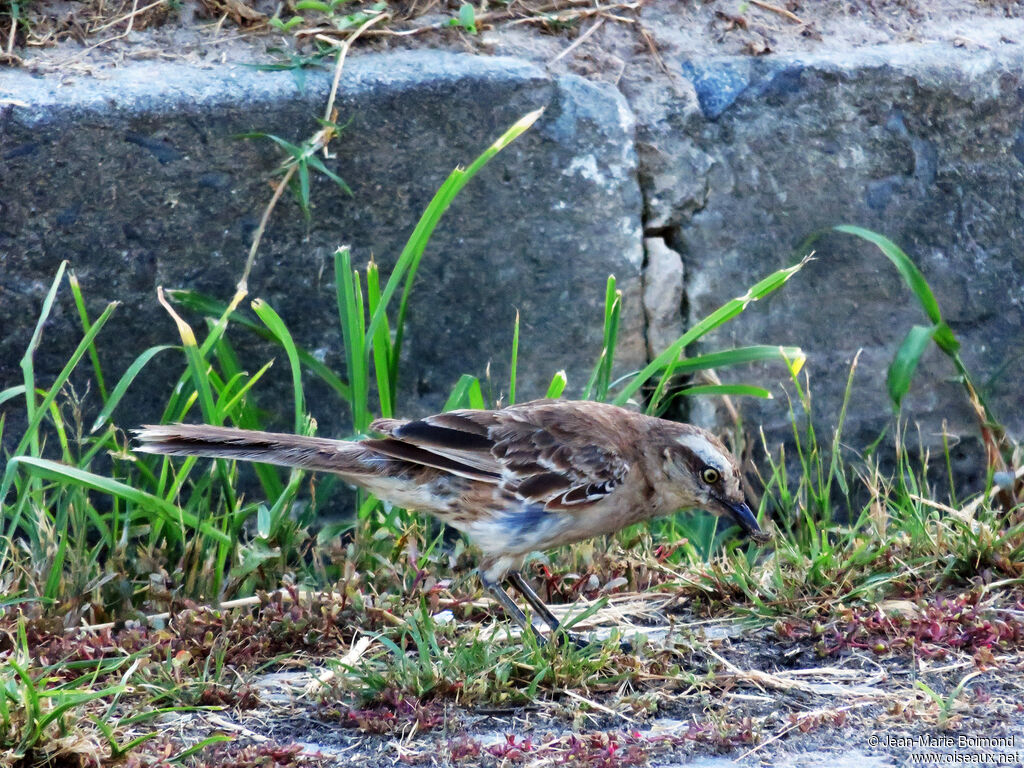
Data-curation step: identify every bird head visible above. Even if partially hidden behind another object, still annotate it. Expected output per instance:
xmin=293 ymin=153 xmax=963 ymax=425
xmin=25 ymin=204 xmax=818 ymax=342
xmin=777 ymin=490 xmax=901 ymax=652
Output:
xmin=660 ymin=428 xmax=771 ymax=543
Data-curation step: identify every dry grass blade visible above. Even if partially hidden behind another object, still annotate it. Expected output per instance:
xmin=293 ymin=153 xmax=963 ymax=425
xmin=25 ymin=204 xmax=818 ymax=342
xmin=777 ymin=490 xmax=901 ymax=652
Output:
xmin=749 ymin=0 xmax=805 ymax=25
xmin=705 ymin=648 xmax=890 ymax=697
xmin=88 ymin=0 xmax=162 ymax=32
xmin=561 ymin=689 xmax=637 ymax=723
xmin=734 ymin=702 xmax=872 ymax=762
xmin=547 ymin=16 xmax=604 ymax=67
xmin=305 ymin=635 xmax=374 ymax=695
xmin=316 ymin=11 xmax=389 ymax=130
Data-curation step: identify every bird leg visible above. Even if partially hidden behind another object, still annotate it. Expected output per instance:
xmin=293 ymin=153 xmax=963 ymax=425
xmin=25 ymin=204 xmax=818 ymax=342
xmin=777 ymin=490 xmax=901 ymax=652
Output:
xmin=505 ymin=571 xmax=593 ymax=650
xmin=506 ymin=571 xmax=633 ymax=653
xmin=479 ymin=571 xmax=543 ymax=639
xmin=506 ymin=570 xmax=562 ymax=632
xmin=479 ymin=571 xmax=581 ymax=647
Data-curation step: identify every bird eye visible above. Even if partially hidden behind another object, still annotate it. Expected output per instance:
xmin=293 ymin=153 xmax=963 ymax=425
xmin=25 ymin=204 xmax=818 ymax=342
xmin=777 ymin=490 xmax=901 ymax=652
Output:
xmin=701 ymin=467 xmax=720 ymax=484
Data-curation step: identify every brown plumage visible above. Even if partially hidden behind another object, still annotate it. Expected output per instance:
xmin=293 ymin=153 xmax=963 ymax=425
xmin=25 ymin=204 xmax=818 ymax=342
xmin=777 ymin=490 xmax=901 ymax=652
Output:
xmin=134 ymin=399 xmax=769 ymax=643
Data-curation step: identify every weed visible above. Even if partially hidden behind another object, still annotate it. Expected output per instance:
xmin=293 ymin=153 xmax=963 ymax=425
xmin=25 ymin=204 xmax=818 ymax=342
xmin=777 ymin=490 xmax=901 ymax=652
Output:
xmin=816 ymin=592 xmax=1024 ymax=660
xmin=238 ymin=121 xmax=353 ymax=222
xmin=819 ymin=226 xmax=1016 ymax=478
xmin=914 ymin=670 xmax=983 ymax=729
xmin=447 ymin=3 xmax=477 ymax=34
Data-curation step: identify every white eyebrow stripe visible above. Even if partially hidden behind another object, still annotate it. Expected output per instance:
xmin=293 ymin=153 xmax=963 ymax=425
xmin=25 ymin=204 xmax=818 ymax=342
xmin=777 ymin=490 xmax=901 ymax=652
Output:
xmin=676 ymin=434 xmax=728 ymax=470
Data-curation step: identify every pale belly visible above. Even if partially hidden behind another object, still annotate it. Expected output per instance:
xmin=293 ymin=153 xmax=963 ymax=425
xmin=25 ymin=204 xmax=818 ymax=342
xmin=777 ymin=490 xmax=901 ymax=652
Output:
xmin=454 ymin=500 xmax=650 ymax=558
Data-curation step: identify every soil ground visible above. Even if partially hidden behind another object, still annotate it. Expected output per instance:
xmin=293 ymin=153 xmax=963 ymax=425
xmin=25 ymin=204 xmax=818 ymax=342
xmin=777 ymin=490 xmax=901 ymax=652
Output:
xmin=80 ymin=587 xmax=1024 ymax=767
xmin=7 ymin=0 xmax=1024 ymax=79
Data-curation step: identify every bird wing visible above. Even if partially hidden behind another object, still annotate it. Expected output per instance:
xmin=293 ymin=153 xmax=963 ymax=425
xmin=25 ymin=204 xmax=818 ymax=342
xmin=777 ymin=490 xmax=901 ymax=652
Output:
xmin=490 ymin=404 xmax=630 ymax=510
xmin=369 ymin=400 xmax=630 ymax=511
xmin=368 ymin=410 xmax=503 ymax=480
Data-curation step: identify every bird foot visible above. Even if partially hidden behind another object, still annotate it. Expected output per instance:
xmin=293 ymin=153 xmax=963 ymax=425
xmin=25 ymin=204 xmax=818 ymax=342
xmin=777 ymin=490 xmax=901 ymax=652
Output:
xmin=554 ymin=630 xmax=591 ymax=650
xmin=549 ymin=630 xmax=633 ymax=653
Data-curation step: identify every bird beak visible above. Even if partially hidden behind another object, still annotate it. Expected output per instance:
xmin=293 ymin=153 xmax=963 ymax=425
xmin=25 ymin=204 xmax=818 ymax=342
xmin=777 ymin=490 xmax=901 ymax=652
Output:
xmin=722 ymin=499 xmax=771 ymax=543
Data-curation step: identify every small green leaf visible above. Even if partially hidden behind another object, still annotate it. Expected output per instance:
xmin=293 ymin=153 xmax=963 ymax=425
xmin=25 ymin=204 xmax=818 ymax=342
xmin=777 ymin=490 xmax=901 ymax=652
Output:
xmin=317 ymin=520 xmax=355 ymax=545
xmin=257 ymin=504 xmax=271 ymax=539
xmin=232 ymin=540 xmax=281 ymax=582
xmin=269 ymin=15 xmax=305 ymax=31
xmin=546 ymin=370 xmax=568 ymax=399
xmin=458 ymin=2 xmax=476 ymax=32
xmin=887 ymin=324 xmax=934 ymax=408
xmin=931 ymin=321 xmax=960 ymax=355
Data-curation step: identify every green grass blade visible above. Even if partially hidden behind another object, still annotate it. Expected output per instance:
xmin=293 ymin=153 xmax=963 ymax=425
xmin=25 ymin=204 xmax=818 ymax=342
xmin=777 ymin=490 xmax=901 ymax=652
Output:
xmin=20 ymin=261 xmax=68 ymax=457
xmin=158 ymin=288 xmax=219 ymax=423
xmin=297 ymin=161 xmax=311 ymax=214
xmin=887 ymin=324 xmax=934 ymax=409
xmin=545 ymin=370 xmax=567 ymax=399
xmin=43 ymin=506 xmax=70 ymax=602
xmin=68 ymin=272 xmax=108 ymax=403
xmin=217 ymin=359 xmax=275 ymax=418
xmin=335 ymin=247 xmax=368 ymax=432
xmin=598 ymin=278 xmax=622 ymax=400
xmin=583 ymin=276 xmax=621 ymax=402
xmin=366 ymin=260 xmax=395 ymax=418
xmin=669 ymin=345 xmax=805 ymax=375
xmin=0 ymin=386 xmax=27 ymax=409
xmin=251 ymin=299 xmax=306 ymax=432
xmin=91 ymin=345 xmax=177 ymax=432
xmin=183 ymin=339 xmax=217 ymax=423
xmin=170 ymin=734 xmax=232 ymax=763
xmin=158 ymin=289 xmax=251 ymax=424
xmin=675 ymin=384 xmax=773 ymax=398
xmin=371 ymin=110 xmax=543 ymax=381
xmin=5 ymin=457 xmax=232 ymax=545
xmin=613 ymin=259 xmax=808 ymax=408
xmin=8 ymin=301 xmax=118 ymax=463
xmin=834 ymin=225 xmax=942 ymax=324
xmin=307 ymin=154 xmax=353 ymax=196
xmin=931 ymin=321 xmax=961 ymax=356
xmin=444 ymin=375 xmax=485 ymax=411
xmin=509 ymin=310 xmax=520 ymax=405
xmin=607 ymin=346 xmax=805 ymax=393
xmin=835 ymin=226 xmax=1005 ymax=447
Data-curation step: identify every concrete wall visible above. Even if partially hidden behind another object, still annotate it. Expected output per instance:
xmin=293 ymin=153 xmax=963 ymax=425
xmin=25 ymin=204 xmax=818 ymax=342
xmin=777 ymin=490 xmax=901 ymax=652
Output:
xmin=2 ymin=45 xmax=1021 ymax=486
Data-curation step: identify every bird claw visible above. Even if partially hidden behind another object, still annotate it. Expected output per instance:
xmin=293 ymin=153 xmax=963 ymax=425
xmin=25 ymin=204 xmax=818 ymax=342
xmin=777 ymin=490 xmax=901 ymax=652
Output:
xmin=557 ymin=630 xmax=591 ymax=651
xmin=548 ymin=630 xmax=634 ymax=653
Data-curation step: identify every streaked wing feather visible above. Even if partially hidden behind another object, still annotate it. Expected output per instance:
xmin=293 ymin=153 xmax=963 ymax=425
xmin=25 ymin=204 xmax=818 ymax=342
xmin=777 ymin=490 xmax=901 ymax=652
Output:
xmin=371 ymin=401 xmax=629 ymax=512
xmin=361 ymin=439 xmax=499 ymax=482
xmin=370 ymin=410 xmax=503 ymax=476
xmin=491 ymin=408 xmax=629 ymax=511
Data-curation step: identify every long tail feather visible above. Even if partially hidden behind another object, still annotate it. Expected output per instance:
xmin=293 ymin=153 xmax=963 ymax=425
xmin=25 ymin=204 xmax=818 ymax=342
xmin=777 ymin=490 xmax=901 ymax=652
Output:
xmin=133 ymin=424 xmax=377 ymax=475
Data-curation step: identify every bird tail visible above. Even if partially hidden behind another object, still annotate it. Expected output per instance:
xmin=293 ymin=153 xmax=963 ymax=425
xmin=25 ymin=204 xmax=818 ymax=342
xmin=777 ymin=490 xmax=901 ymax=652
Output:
xmin=133 ymin=424 xmax=377 ymax=475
